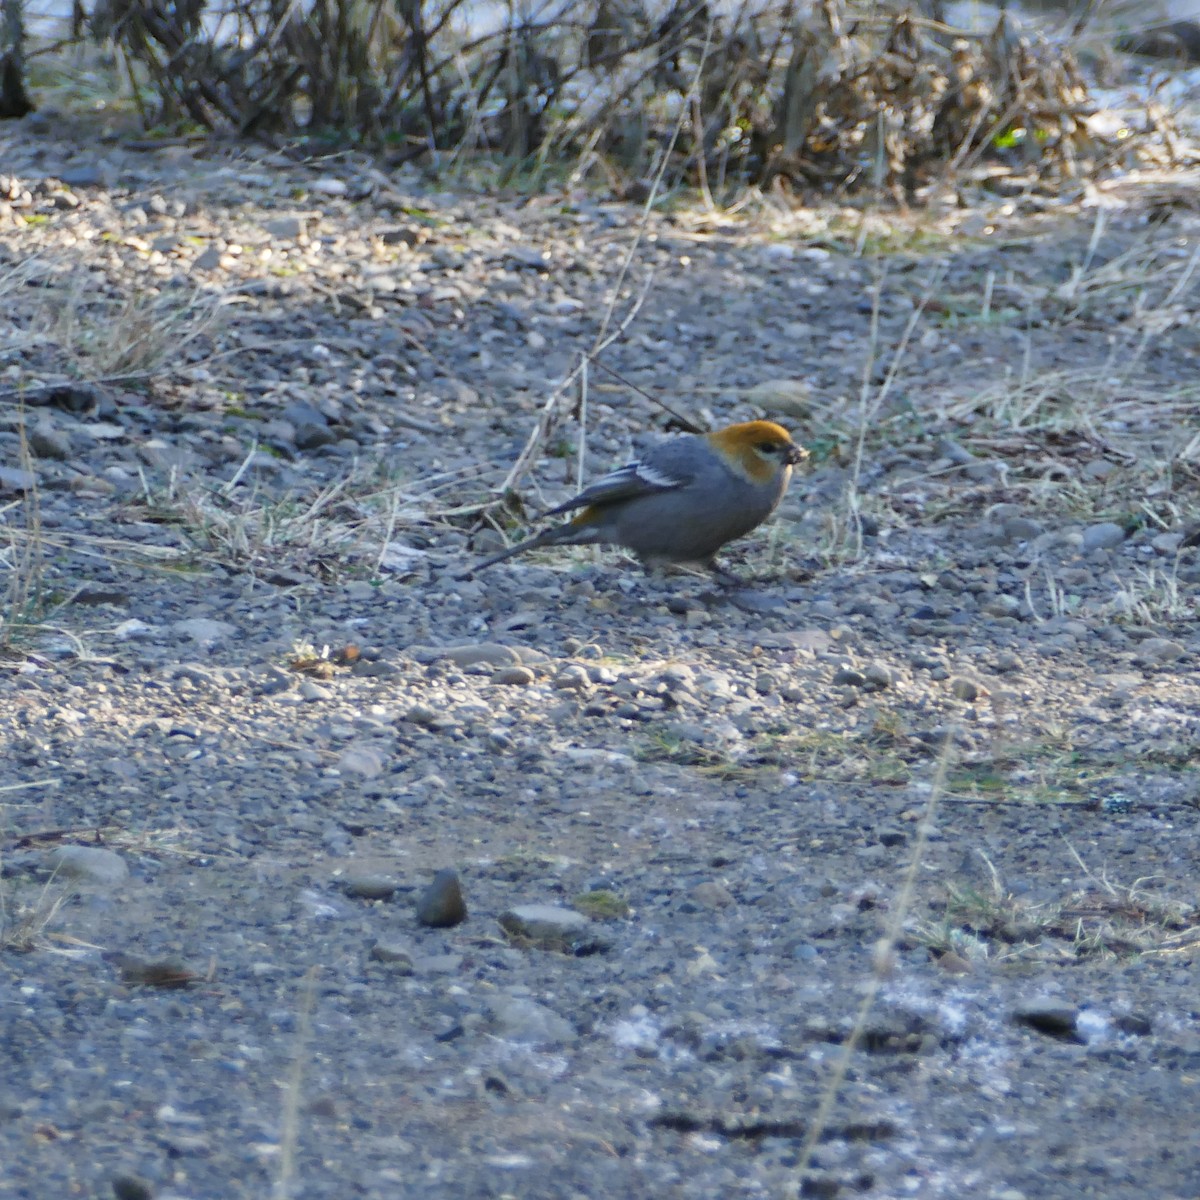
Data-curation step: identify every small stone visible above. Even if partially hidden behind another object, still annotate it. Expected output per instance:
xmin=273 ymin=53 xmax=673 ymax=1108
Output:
xmin=983 ymin=594 xmax=1021 ymax=619
xmin=111 ymin=1174 xmax=155 ymax=1200
xmin=862 ymin=662 xmax=894 ymax=691
xmin=282 ymin=401 xmax=335 ymax=450
xmin=1151 ymin=532 xmax=1184 ymax=555
xmin=949 ymin=676 xmax=984 ymax=702
xmin=878 ymin=828 xmax=907 ymax=847
xmin=554 ymin=665 xmax=592 ymax=692
xmin=343 ymin=874 xmax=398 ymax=900
xmin=193 ymin=246 xmax=223 ymax=271
xmin=263 ymin=215 xmax=309 ymax=240
xmin=298 ymin=679 xmax=332 ymax=702
xmin=499 ymin=904 xmax=606 ymax=954
xmin=404 ymin=704 xmax=439 ymax=725
xmin=445 ymin=642 xmax=520 ymax=668
xmin=493 ymin=666 xmax=535 ymax=686
xmin=28 ymin=420 xmax=71 ymax=460
xmin=48 ymin=845 xmax=129 ymax=887
xmin=832 ymin=666 xmax=865 ymax=687
xmin=1137 ymin=638 xmax=1186 ymax=664
xmin=1002 ymin=516 xmax=1043 ymax=541
xmin=487 ymin=995 xmax=578 ymax=1046
xmin=689 ymin=881 xmax=736 ymax=909
xmin=369 ymin=941 xmax=415 ymax=971
xmin=1115 ymin=1012 xmax=1152 ymax=1036
xmin=0 ymin=467 xmax=36 ymax=492
xmin=310 ymin=177 xmax=347 ymax=195
xmin=415 ymin=868 xmax=467 ymax=928
xmin=1014 ymin=1001 xmax=1080 ymax=1040
xmin=173 ymin=617 xmax=237 ymax=646
xmin=1081 ymin=522 xmax=1126 ymax=552
xmin=59 ymin=164 xmax=102 ymax=188
xmin=336 ymin=744 xmax=385 ymax=778
xmin=935 ymin=951 xmax=972 ymax=974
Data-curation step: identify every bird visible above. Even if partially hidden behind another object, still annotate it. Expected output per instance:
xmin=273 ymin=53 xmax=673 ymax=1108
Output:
xmin=468 ymin=420 xmax=807 ymax=576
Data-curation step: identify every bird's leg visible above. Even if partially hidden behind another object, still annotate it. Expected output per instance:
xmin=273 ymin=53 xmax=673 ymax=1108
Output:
xmin=706 ymin=559 xmax=748 ymax=588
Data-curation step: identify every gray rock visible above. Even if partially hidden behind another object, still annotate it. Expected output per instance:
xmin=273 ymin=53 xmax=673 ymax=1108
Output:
xmin=369 ymin=941 xmax=414 ymax=971
xmin=0 ymin=467 xmax=36 ymax=492
xmin=498 ymin=904 xmax=606 ymax=954
xmin=415 ymin=869 xmax=467 ymax=927
xmin=983 ymin=594 xmax=1021 ymax=619
xmin=444 ymin=642 xmax=520 ymax=668
xmin=1013 ymin=1001 xmax=1080 ymax=1041
xmin=487 ymin=995 xmax=578 ymax=1046
xmin=862 ymin=662 xmax=894 ymax=690
xmin=263 ymin=215 xmax=310 ymax=240
xmin=193 ymin=246 xmax=223 ymax=271
xmin=343 ymin=874 xmax=398 ymax=900
xmin=48 ymin=845 xmax=129 ymax=887
xmin=336 ymin=744 xmax=386 ymax=778
xmin=1137 ymin=638 xmax=1186 ymax=664
xmin=493 ymin=665 xmax=535 ymax=686
xmin=58 ymin=163 xmax=103 ymax=188
xmin=173 ymin=617 xmax=237 ymax=646
xmin=282 ymin=401 xmax=336 ymax=450
xmin=949 ymin=677 xmax=984 ymax=702
xmin=689 ymin=881 xmax=736 ymax=909
xmin=1081 ymin=522 xmax=1126 ymax=552
xmin=28 ymin=420 xmax=71 ymax=460
xmin=111 ymin=1172 xmax=155 ymax=1200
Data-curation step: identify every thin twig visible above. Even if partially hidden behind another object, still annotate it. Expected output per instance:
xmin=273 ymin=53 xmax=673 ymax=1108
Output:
xmin=796 ymin=731 xmax=955 ymax=1185
xmin=588 ymin=358 xmax=705 ymax=433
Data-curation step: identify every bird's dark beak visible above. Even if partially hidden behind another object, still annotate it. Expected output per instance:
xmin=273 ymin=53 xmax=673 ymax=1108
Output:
xmin=785 ymin=443 xmax=809 ymax=467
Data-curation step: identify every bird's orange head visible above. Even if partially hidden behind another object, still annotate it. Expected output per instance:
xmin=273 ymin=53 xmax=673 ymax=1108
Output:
xmin=707 ymin=421 xmax=808 ymax=483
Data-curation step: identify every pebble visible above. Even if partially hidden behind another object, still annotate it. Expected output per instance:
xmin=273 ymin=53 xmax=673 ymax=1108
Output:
xmin=487 ymin=995 xmax=578 ymax=1046
xmin=1137 ymin=638 xmax=1186 ymax=664
xmin=47 ymin=845 xmax=129 ymax=887
xmin=689 ymin=881 xmax=736 ymax=909
xmin=498 ymin=904 xmax=604 ymax=954
xmin=336 ymin=744 xmax=386 ymax=778
xmin=369 ymin=941 xmax=415 ymax=971
xmin=949 ymin=676 xmax=985 ymax=701
xmin=111 ymin=1174 xmax=155 ymax=1200
xmin=29 ymin=420 xmax=72 ymax=460
xmin=415 ymin=869 xmax=468 ymax=927
xmin=0 ymin=467 xmax=37 ymax=492
xmin=342 ymin=874 xmax=399 ymax=900
xmin=493 ymin=665 xmax=535 ymax=686
xmin=1151 ymin=532 xmax=1183 ymax=554
xmin=1081 ymin=522 xmax=1126 ymax=552
xmin=173 ymin=617 xmax=238 ymax=646
xmin=983 ymin=595 xmax=1021 ymax=619
xmin=1013 ymin=1001 xmax=1080 ymax=1040
xmin=444 ymin=642 xmax=520 ymax=668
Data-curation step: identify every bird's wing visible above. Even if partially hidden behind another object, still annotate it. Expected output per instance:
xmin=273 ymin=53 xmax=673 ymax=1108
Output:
xmin=542 ymin=455 xmax=693 ymax=517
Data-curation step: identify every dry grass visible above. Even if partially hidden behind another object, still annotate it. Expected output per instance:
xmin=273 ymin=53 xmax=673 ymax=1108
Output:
xmin=127 ymin=460 xmax=455 ymax=581
xmin=2 ymin=253 xmax=225 ymax=383
xmin=919 ymin=857 xmax=1200 ymax=964
xmin=0 ymin=416 xmax=44 ymax=651
xmin=0 ymin=878 xmax=68 ymax=954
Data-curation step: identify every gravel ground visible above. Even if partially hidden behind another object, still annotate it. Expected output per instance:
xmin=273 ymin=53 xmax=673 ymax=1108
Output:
xmin=2 ymin=124 xmax=1200 ymax=1200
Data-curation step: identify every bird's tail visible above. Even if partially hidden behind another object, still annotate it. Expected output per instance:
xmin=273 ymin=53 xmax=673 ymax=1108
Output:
xmin=461 ymin=518 xmax=596 ymax=577
xmin=466 ymin=533 xmax=548 ymax=575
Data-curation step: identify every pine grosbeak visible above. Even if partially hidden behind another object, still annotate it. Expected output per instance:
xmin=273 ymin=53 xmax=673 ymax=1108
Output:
xmin=472 ymin=420 xmax=806 ymax=573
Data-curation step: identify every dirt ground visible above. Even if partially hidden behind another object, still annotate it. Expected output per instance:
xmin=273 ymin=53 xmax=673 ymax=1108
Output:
xmin=2 ymin=122 xmax=1200 ymax=1200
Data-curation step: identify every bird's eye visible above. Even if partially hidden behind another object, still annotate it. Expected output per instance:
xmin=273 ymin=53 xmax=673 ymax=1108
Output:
xmin=757 ymin=442 xmax=777 ymax=454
